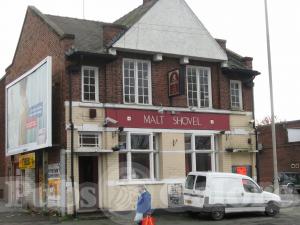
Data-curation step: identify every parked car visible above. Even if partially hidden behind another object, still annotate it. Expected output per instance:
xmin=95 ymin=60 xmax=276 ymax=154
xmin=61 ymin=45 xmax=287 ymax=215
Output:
xmin=279 ymin=172 xmax=300 ymax=194
xmin=184 ymin=172 xmax=281 ymax=220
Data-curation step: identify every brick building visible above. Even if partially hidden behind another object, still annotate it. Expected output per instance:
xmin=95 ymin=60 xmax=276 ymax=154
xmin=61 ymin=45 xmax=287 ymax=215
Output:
xmin=257 ymin=121 xmax=300 ymax=188
xmin=1 ymin=0 xmax=260 ymax=214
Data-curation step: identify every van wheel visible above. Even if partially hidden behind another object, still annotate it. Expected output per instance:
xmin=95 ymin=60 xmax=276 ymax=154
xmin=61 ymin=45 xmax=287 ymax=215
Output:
xmin=211 ymin=207 xmax=225 ymax=221
xmin=265 ymin=202 xmax=280 ymax=217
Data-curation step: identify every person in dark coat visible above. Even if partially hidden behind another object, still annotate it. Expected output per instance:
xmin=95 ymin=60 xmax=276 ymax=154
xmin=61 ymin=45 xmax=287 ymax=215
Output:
xmin=134 ymin=185 xmax=152 ymax=225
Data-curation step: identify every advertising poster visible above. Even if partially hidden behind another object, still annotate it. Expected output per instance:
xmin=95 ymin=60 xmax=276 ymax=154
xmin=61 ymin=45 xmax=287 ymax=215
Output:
xmin=168 ymin=184 xmax=184 ymax=208
xmin=47 ymin=163 xmax=61 ymax=207
xmin=6 ymin=57 xmax=52 ymax=156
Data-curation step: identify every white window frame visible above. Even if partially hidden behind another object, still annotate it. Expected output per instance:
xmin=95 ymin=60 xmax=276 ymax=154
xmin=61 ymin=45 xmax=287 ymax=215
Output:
xmin=185 ymin=134 xmax=215 ymax=172
xmin=287 ymin=128 xmax=300 ymax=143
xmin=186 ymin=66 xmax=212 ymax=109
xmin=230 ymin=80 xmax=243 ymax=110
xmin=119 ymin=132 xmax=159 ymax=181
xmin=78 ymin=132 xmax=101 ymax=150
xmin=122 ymin=58 xmax=152 ymax=105
xmin=81 ymin=66 xmax=99 ymax=103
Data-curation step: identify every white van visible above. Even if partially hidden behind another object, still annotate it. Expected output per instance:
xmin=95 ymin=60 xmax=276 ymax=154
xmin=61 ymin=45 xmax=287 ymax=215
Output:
xmin=184 ymin=172 xmax=281 ymax=220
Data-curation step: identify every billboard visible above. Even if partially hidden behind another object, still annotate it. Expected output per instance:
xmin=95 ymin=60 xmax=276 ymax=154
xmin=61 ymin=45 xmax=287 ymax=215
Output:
xmin=6 ymin=57 xmax=52 ymax=156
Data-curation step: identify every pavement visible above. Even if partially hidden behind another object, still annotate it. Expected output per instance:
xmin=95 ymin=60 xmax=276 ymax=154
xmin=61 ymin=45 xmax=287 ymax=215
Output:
xmin=280 ymin=193 xmax=300 ymax=207
xmin=0 ymin=198 xmax=300 ymax=225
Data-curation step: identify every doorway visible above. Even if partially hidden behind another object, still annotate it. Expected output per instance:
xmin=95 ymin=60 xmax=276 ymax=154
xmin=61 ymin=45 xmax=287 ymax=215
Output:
xmin=79 ymin=156 xmax=99 ymax=210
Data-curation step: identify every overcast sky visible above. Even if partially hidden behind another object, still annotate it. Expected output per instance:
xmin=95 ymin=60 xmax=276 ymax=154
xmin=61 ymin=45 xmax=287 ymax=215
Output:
xmin=1 ymin=0 xmax=299 ymax=122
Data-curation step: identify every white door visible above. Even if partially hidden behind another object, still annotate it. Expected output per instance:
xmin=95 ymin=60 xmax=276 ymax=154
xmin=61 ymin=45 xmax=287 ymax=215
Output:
xmin=183 ymin=175 xmax=196 ymax=207
xmin=241 ymin=179 xmax=265 ymax=210
xmin=193 ymin=175 xmax=207 ymax=207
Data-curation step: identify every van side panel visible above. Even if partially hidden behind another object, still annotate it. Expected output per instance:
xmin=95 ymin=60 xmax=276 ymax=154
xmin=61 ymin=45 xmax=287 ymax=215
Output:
xmin=209 ymin=177 xmax=243 ymax=206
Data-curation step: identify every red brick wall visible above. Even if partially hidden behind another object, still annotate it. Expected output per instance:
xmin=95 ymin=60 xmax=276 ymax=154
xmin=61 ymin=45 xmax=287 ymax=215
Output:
xmin=0 ymin=77 xmax=5 ymax=181
xmin=69 ymin=52 xmax=254 ymax=111
xmin=258 ymin=122 xmax=300 ymax=184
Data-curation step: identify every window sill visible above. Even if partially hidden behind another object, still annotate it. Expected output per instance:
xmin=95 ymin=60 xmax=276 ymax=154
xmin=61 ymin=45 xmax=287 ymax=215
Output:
xmin=123 ymin=103 xmax=153 ymax=106
xmin=76 ymin=148 xmax=113 ymax=153
xmin=109 ymin=178 xmax=185 ymax=186
xmin=230 ymin=108 xmax=244 ymax=111
xmin=81 ymin=100 xmax=100 ymax=104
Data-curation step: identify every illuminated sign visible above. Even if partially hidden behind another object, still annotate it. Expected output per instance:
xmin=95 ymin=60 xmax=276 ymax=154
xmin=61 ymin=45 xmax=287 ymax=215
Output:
xmin=236 ymin=167 xmax=248 ymax=176
xmin=232 ymin=165 xmax=252 ymax=177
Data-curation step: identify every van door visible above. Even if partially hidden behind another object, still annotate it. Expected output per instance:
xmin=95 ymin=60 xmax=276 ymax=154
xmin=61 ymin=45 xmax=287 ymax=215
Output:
xmin=241 ymin=179 xmax=264 ymax=210
xmin=193 ymin=176 xmax=207 ymax=208
xmin=184 ymin=175 xmax=196 ymax=207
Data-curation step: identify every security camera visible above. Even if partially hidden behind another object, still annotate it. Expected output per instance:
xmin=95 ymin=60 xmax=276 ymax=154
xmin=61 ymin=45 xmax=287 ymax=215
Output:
xmin=104 ymin=117 xmax=118 ymax=125
xmin=249 ymin=119 xmax=255 ymax=124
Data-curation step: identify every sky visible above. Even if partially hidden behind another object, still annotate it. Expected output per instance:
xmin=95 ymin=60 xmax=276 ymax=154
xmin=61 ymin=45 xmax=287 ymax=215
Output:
xmin=0 ymin=0 xmax=299 ymax=122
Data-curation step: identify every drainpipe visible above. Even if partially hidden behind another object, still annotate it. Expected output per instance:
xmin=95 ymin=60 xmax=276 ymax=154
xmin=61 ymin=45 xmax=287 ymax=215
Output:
xmin=251 ymin=77 xmax=260 ymax=183
xmin=68 ymin=65 xmax=76 ymax=218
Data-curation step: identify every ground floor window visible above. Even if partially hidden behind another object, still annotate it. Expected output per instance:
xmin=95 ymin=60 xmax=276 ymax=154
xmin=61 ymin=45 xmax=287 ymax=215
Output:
xmin=118 ymin=132 xmax=160 ymax=180
xmin=185 ymin=134 xmax=215 ymax=175
xmin=79 ymin=132 xmax=101 ymax=149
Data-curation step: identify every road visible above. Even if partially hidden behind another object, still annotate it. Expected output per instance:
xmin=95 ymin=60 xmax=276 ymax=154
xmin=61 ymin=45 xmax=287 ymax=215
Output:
xmin=0 ymin=207 xmax=300 ymax=225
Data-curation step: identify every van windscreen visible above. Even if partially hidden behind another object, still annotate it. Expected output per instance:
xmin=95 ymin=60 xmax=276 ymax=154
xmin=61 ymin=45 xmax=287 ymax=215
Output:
xmin=195 ymin=176 xmax=206 ymax=191
xmin=185 ymin=175 xmax=196 ymax=189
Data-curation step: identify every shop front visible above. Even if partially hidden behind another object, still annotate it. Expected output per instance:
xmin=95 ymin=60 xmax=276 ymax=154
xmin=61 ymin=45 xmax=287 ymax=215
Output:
xmin=101 ymin=108 xmax=231 ymax=211
xmin=66 ymin=106 xmax=257 ymax=213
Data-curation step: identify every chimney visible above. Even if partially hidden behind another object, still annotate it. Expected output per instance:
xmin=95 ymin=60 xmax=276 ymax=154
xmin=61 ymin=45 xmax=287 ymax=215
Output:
xmin=143 ymin=0 xmax=153 ymax=5
xmin=103 ymin=24 xmax=126 ymax=47
xmin=243 ymin=57 xmax=253 ymax=70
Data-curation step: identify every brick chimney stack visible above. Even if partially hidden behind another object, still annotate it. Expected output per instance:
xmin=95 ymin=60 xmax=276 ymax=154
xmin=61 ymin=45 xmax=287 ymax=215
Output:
xmin=243 ymin=57 xmax=253 ymax=70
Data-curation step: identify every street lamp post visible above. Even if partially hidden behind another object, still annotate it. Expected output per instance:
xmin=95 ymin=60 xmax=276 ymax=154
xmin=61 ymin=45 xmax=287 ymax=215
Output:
xmin=264 ymin=0 xmax=280 ymax=195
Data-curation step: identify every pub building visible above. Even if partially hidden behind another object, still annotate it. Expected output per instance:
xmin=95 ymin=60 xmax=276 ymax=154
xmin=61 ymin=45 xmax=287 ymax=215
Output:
xmin=1 ymin=0 xmax=260 ymax=215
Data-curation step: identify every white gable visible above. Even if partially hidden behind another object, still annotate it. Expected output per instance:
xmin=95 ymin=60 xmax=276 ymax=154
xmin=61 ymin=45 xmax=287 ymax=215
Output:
xmin=113 ymin=0 xmax=227 ymax=61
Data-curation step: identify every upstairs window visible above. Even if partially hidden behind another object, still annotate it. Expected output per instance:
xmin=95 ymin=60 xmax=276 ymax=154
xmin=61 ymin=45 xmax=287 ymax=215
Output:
xmin=123 ymin=59 xmax=152 ymax=105
xmin=82 ymin=66 xmax=99 ymax=102
xmin=230 ymin=80 xmax=243 ymax=110
xmin=187 ymin=66 xmax=212 ymax=108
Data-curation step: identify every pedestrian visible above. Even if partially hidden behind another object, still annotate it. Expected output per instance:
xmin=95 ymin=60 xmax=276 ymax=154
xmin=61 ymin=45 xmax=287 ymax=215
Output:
xmin=134 ymin=185 xmax=152 ymax=225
